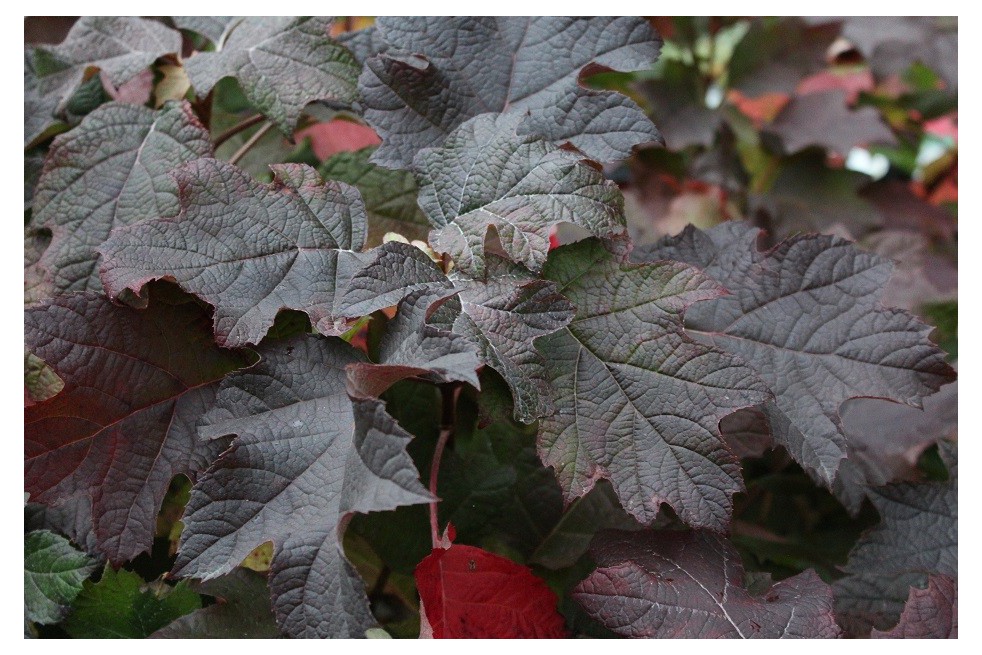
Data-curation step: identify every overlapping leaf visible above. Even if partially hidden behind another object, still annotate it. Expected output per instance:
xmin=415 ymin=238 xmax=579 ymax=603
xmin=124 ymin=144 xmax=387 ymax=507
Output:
xmin=346 ymin=288 xmax=481 ymax=399
xmin=360 ymin=16 xmax=661 ymax=167
xmin=537 ymin=239 xmax=770 ymax=530
xmin=100 ymin=160 xmax=371 ymax=347
xmin=25 ymin=292 xmax=255 ymax=563
xmin=172 ymin=335 xmax=433 ymax=638
xmin=871 ymin=575 xmax=957 ymax=639
xmin=64 ymin=568 xmax=200 ymax=638
xmin=171 ymin=16 xmax=235 ymax=44
xmin=24 ymin=530 xmax=98 ymax=625
xmin=319 ymin=147 xmax=431 ymax=246
xmin=25 ymin=17 xmax=181 ymax=147
xmin=638 ymin=222 xmax=955 ymax=493
xmin=33 ymin=101 xmax=212 ymax=294
xmin=575 ymin=530 xmax=841 ymax=638
xmin=834 ymin=443 xmax=957 ymax=636
xmin=341 ymin=241 xmax=575 ymax=422
xmin=415 ymin=113 xmax=628 ymax=275
xmin=182 ymin=17 xmax=359 ymax=134
xmin=151 ymin=569 xmax=283 ymax=638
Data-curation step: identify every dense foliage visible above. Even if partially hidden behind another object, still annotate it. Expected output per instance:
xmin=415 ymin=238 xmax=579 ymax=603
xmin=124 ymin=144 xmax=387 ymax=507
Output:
xmin=25 ymin=16 xmax=957 ymax=639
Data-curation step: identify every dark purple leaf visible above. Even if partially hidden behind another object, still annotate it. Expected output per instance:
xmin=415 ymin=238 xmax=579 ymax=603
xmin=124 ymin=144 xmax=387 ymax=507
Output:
xmin=172 ymin=335 xmax=433 ymax=638
xmin=415 ymin=113 xmax=628 ymax=275
xmin=537 ymin=239 xmax=770 ymax=529
xmin=341 ymin=240 xmax=576 ymax=422
xmin=638 ymin=222 xmax=955 ymax=494
xmin=34 ymin=101 xmax=212 ymax=294
xmin=768 ymin=90 xmax=896 ymax=156
xmin=25 ymin=17 xmax=182 ymax=146
xmin=575 ymin=529 xmax=841 ymax=638
xmin=100 ymin=159 xmax=371 ymax=347
xmin=182 ymin=17 xmax=359 ymax=135
xmin=360 ymin=17 xmax=661 ymax=167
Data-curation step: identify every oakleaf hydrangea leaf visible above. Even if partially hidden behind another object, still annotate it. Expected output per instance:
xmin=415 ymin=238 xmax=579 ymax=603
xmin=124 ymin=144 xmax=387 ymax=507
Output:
xmin=768 ymin=90 xmax=896 ymax=157
xmin=834 ymin=443 xmax=957 ymax=636
xmin=34 ymin=101 xmax=213 ymax=294
xmin=172 ymin=335 xmax=433 ymax=638
xmin=871 ymin=575 xmax=957 ymax=639
xmin=537 ymin=239 xmax=770 ymax=529
xmin=100 ymin=159 xmax=371 ymax=347
xmin=319 ymin=146 xmax=431 ymax=246
xmin=346 ymin=288 xmax=481 ymax=399
xmin=25 ymin=292 xmax=256 ymax=564
xmin=575 ymin=530 xmax=842 ymax=638
xmin=360 ymin=16 xmax=662 ymax=168
xmin=341 ymin=241 xmax=576 ymax=422
xmin=415 ymin=113 xmax=628 ymax=275
xmin=24 ymin=530 xmax=98 ymax=625
xmin=64 ymin=567 xmax=200 ymax=638
xmin=638 ymin=222 xmax=955 ymax=491
xmin=151 ymin=569 xmax=283 ymax=638
xmin=182 ymin=17 xmax=359 ymax=135
xmin=25 ymin=17 xmax=181 ymax=147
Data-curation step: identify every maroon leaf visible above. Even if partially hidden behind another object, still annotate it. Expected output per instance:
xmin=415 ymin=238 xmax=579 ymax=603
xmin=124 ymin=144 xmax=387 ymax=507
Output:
xmin=575 ymin=530 xmax=842 ymax=638
xmin=24 ymin=291 xmax=256 ymax=563
xmin=415 ymin=541 xmax=567 ymax=638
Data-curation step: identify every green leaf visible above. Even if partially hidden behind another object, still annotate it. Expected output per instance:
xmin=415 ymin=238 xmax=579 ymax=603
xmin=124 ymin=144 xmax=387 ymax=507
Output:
xmin=65 ymin=567 xmax=200 ymax=638
xmin=24 ymin=530 xmax=97 ymax=625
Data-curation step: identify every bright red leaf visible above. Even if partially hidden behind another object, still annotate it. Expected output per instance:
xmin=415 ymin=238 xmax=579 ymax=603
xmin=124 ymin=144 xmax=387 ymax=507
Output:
xmin=415 ymin=542 xmax=567 ymax=638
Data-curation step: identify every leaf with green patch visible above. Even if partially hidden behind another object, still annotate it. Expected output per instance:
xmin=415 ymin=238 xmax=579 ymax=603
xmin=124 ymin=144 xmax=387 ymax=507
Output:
xmin=151 ymin=569 xmax=283 ymax=638
xmin=25 ymin=17 xmax=181 ymax=147
xmin=24 ymin=530 xmax=98 ymax=625
xmin=64 ymin=567 xmax=200 ymax=638
xmin=319 ymin=147 xmax=430 ymax=246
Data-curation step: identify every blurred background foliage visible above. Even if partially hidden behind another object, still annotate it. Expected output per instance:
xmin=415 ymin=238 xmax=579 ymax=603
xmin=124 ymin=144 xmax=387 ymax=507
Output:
xmin=25 ymin=16 xmax=957 ymax=639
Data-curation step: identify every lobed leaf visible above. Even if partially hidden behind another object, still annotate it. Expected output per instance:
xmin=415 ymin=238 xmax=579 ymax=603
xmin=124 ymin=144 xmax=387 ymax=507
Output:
xmin=25 ymin=291 xmax=256 ymax=563
xmin=415 ymin=113 xmax=628 ymax=275
xmin=172 ymin=335 xmax=433 ymax=638
xmin=575 ymin=529 xmax=841 ymax=638
xmin=182 ymin=17 xmax=359 ymax=134
xmin=638 ymin=222 xmax=955 ymax=496
xmin=537 ymin=239 xmax=770 ymax=529
xmin=100 ymin=159 xmax=371 ymax=347
xmin=360 ymin=16 xmax=661 ymax=168
xmin=871 ymin=575 xmax=957 ymax=639
xmin=34 ymin=101 xmax=212 ymax=294
xmin=25 ymin=16 xmax=182 ymax=147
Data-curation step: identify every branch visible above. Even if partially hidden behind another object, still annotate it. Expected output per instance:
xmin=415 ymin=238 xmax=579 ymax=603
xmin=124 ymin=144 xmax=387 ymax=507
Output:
xmin=429 ymin=383 xmax=458 ymax=547
xmin=227 ymin=121 xmax=275 ymax=166
xmin=213 ymin=114 xmax=266 ymax=148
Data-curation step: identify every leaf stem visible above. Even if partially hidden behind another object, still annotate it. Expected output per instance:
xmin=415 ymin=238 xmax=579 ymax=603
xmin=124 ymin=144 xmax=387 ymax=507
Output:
xmin=213 ymin=113 xmax=266 ymax=148
xmin=227 ymin=121 xmax=274 ymax=166
xmin=429 ymin=383 xmax=458 ymax=548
